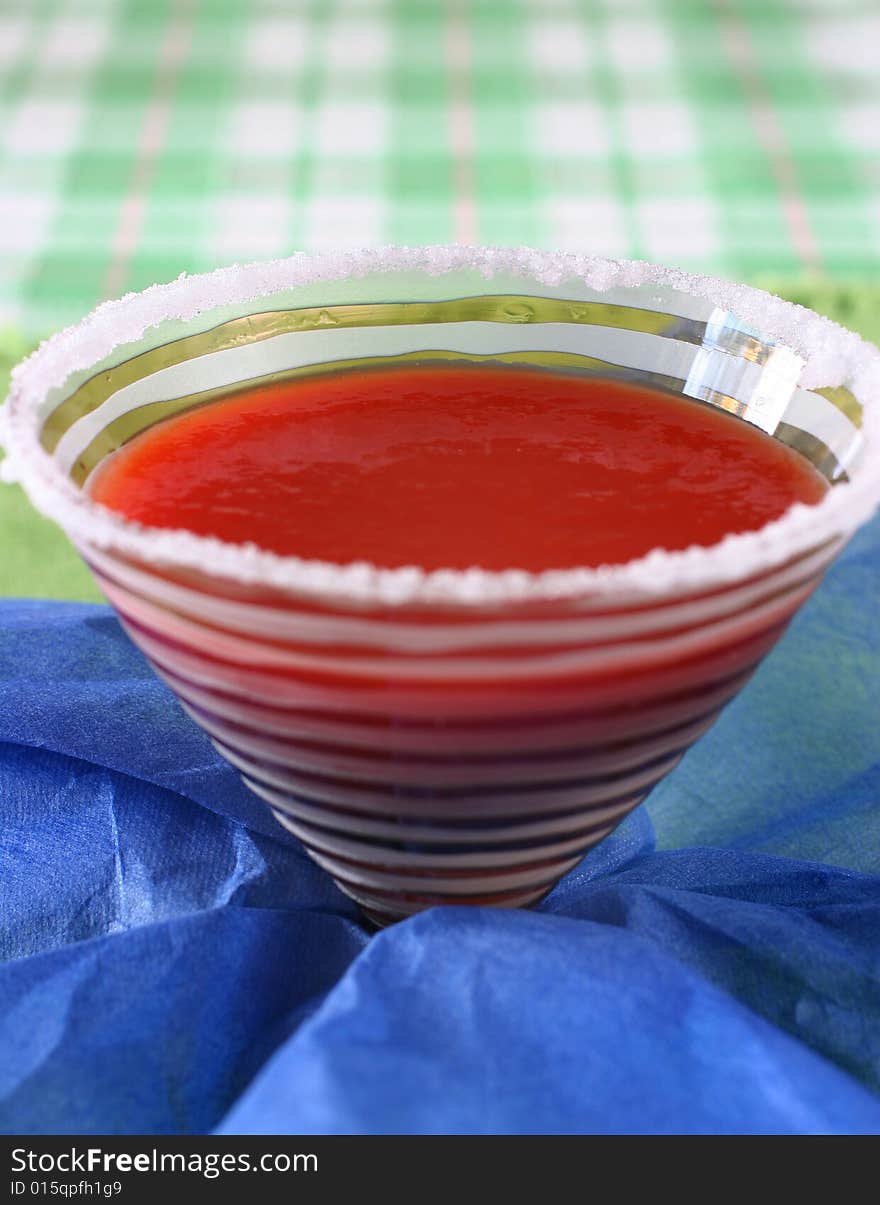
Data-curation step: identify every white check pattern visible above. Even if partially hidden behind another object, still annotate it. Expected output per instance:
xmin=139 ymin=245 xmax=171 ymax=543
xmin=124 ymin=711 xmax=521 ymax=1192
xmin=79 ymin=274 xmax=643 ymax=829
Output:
xmin=0 ymin=0 xmax=877 ymax=336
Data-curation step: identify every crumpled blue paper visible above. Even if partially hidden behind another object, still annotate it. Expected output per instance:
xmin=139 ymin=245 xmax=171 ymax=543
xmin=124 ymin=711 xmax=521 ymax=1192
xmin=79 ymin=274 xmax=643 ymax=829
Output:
xmin=1 ymin=516 xmax=878 ymax=1134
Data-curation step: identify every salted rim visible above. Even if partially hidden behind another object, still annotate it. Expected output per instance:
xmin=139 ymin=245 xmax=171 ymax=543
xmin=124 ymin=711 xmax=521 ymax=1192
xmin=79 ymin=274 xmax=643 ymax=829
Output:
xmin=2 ymin=244 xmax=880 ymax=608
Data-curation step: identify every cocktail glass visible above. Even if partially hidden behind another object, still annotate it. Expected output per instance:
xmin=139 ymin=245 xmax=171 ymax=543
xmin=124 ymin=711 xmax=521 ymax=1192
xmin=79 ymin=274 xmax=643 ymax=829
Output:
xmin=3 ymin=247 xmax=878 ymax=926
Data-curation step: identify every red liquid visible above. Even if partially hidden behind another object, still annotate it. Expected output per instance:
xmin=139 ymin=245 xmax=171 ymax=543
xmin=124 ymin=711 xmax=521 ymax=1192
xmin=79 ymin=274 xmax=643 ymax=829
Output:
xmin=89 ymin=364 xmax=827 ymax=571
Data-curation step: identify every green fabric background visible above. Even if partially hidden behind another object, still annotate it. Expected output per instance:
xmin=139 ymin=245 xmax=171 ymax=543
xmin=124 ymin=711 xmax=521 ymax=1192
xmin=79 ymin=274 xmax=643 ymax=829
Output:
xmin=1 ymin=0 xmax=877 ymax=600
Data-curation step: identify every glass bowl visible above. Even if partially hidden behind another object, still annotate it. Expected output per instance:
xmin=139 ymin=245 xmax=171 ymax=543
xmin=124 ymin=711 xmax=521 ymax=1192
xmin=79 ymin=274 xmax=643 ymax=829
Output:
xmin=3 ymin=247 xmax=879 ymax=926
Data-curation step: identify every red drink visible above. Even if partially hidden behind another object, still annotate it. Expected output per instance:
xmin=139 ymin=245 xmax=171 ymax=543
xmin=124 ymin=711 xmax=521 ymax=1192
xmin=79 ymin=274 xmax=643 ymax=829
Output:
xmin=89 ymin=364 xmax=826 ymax=570
xmin=10 ymin=245 xmax=869 ymax=926
xmin=83 ymin=363 xmax=831 ymax=923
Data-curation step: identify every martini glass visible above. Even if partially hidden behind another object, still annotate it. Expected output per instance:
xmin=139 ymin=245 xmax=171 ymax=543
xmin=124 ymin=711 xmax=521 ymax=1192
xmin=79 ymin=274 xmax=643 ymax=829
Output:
xmin=3 ymin=247 xmax=878 ymax=926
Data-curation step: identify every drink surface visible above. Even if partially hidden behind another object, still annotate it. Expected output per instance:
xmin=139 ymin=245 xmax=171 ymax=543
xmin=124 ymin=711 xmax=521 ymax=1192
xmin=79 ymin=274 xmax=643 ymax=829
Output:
xmin=89 ymin=363 xmax=828 ymax=572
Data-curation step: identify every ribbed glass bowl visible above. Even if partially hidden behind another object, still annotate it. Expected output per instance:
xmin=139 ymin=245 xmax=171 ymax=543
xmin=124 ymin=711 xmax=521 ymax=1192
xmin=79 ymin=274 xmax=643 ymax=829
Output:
xmin=3 ymin=247 xmax=879 ymax=925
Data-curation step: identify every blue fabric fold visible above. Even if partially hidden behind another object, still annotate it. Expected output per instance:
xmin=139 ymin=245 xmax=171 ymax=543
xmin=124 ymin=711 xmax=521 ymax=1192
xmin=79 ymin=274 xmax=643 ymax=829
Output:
xmin=1 ymin=515 xmax=878 ymax=1134
xmin=219 ymin=900 xmax=880 ymax=1135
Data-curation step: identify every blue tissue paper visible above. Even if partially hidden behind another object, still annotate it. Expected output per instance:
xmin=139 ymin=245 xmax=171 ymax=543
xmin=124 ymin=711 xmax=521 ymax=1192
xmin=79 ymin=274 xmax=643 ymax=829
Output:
xmin=0 ymin=515 xmax=878 ymax=1134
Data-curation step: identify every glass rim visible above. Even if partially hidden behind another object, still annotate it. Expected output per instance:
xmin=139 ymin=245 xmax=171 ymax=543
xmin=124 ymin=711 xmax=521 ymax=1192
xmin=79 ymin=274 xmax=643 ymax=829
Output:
xmin=3 ymin=244 xmax=880 ymax=608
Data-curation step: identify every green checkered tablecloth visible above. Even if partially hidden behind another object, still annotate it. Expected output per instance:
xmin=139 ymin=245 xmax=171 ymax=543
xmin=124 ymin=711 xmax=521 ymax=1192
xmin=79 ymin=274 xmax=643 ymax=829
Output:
xmin=2 ymin=0 xmax=879 ymax=336
xmin=1 ymin=0 xmax=879 ymax=599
